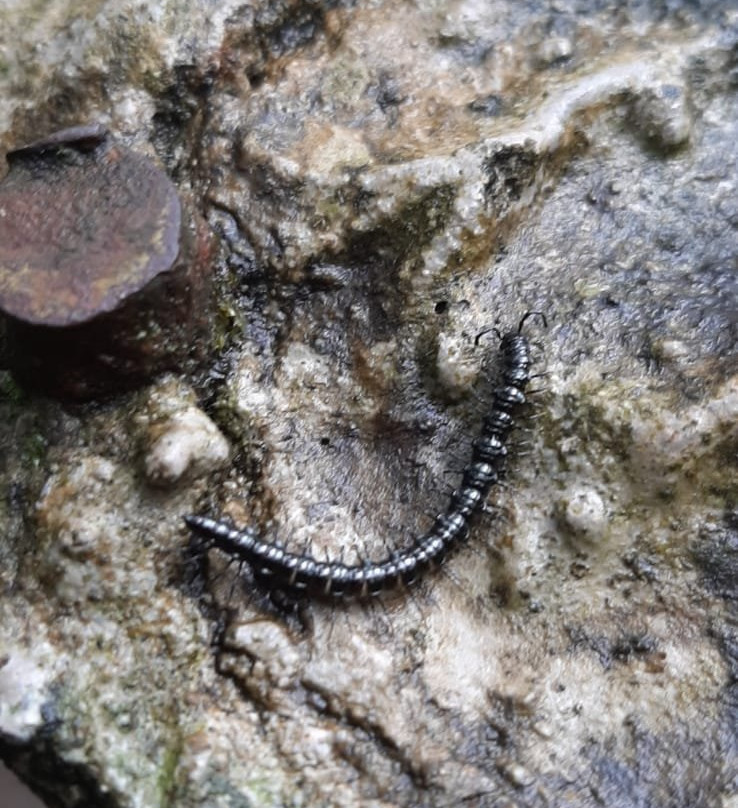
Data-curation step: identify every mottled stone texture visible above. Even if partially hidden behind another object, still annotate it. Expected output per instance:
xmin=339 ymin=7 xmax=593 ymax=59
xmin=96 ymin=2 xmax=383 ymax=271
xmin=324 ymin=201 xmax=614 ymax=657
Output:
xmin=0 ymin=2 xmax=736 ymax=808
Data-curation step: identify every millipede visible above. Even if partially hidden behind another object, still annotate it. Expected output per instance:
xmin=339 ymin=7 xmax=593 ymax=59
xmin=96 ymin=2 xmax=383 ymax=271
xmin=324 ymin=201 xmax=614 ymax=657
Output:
xmin=185 ymin=312 xmax=546 ymax=601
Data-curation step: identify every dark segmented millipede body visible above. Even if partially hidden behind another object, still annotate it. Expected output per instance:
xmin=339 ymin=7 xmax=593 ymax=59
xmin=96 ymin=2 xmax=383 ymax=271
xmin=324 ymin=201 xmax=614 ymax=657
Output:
xmin=185 ymin=311 xmax=546 ymax=600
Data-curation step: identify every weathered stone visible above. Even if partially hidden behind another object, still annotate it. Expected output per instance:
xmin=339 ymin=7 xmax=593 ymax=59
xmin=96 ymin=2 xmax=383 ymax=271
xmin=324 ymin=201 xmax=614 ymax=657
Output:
xmin=0 ymin=2 xmax=736 ymax=808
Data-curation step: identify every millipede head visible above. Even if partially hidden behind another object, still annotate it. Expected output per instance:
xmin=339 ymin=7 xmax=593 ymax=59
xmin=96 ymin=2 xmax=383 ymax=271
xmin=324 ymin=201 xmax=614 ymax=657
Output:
xmin=184 ymin=513 xmax=221 ymax=539
xmin=475 ymin=310 xmax=547 ymax=347
xmin=498 ymin=332 xmax=532 ymax=366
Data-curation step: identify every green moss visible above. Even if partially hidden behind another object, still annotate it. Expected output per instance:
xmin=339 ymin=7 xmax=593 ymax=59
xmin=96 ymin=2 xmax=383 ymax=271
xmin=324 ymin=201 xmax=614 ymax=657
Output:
xmin=0 ymin=372 xmax=25 ymax=406
xmin=0 ymin=375 xmax=49 ymax=471
xmin=22 ymin=430 xmax=47 ymax=468
xmin=157 ymin=729 xmax=184 ymax=808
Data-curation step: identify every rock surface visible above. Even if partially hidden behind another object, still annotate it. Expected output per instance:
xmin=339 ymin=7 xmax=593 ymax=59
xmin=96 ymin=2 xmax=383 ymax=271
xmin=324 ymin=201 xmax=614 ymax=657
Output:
xmin=0 ymin=2 xmax=736 ymax=807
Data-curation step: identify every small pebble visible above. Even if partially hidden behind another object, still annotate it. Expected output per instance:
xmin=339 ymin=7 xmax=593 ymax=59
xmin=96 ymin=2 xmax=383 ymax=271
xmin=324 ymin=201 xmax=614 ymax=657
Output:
xmin=498 ymin=758 xmax=535 ymax=788
xmin=657 ymin=339 xmax=690 ymax=363
xmin=630 ymin=82 xmax=692 ymax=151
xmin=535 ymin=36 xmax=574 ymax=68
xmin=436 ymin=332 xmax=478 ymax=398
xmin=144 ymin=406 xmax=229 ymax=487
xmin=557 ymin=486 xmax=608 ymax=542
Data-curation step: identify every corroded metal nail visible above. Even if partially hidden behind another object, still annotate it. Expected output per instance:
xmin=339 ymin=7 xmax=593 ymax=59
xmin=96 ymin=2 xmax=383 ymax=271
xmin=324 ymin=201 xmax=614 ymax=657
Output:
xmin=0 ymin=125 xmax=213 ymax=399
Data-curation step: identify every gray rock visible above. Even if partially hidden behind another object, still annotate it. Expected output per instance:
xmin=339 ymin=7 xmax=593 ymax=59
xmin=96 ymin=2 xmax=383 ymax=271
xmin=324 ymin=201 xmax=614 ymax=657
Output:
xmin=0 ymin=2 xmax=736 ymax=807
